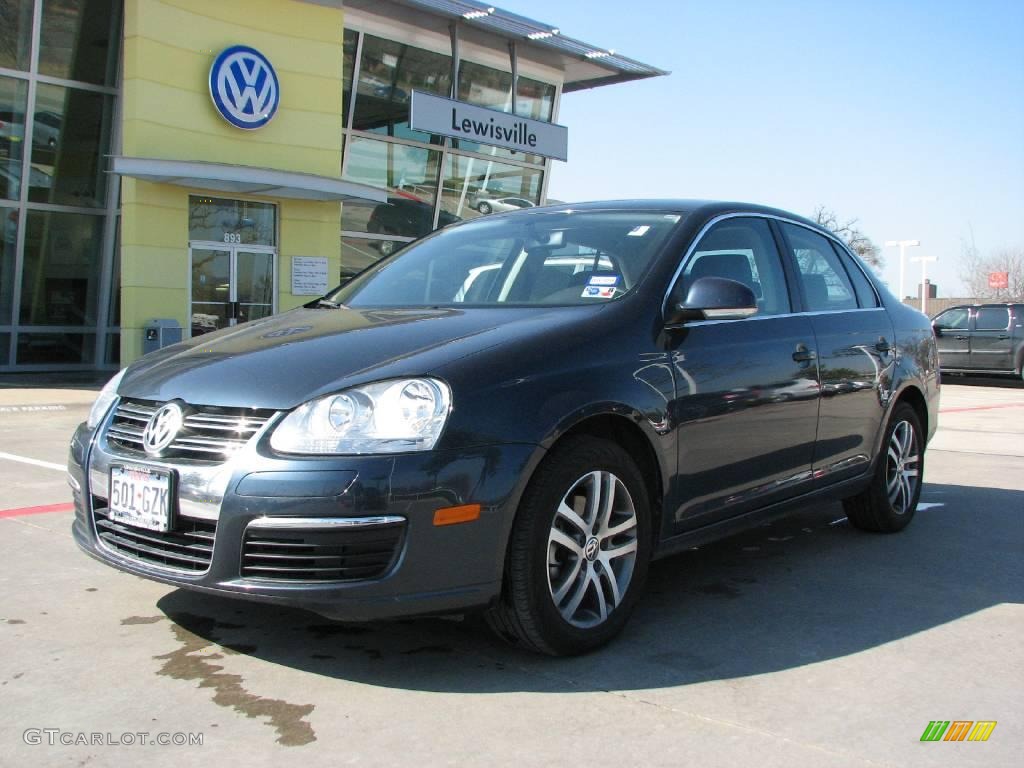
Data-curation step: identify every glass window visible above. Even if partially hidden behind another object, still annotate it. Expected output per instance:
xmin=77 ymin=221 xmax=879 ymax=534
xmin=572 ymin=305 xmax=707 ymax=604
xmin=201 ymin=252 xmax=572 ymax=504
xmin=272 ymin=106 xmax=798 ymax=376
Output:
xmin=0 ymin=0 xmax=34 ymax=72
xmin=20 ymin=210 xmax=104 ymax=326
xmin=39 ymin=0 xmax=120 ymax=86
xmin=188 ymin=196 xmax=277 ymax=246
xmin=680 ymin=217 xmax=791 ymax=316
xmin=1 ymin=76 xmax=29 ymax=201
xmin=933 ymin=307 xmax=969 ymax=331
xmin=2 ymin=205 xmax=17 ymax=323
xmin=439 ymin=154 xmax=541 ymax=224
xmin=341 ymin=234 xmax=393 ymax=281
xmin=517 ymin=76 xmax=555 ymax=122
xmin=342 ymin=28 xmax=357 ymax=128
xmin=781 ymin=223 xmax=858 ymax=312
xmin=975 ymin=307 xmax=1009 ymax=330
xmin=104 ymin=332 xmax=119 ymax=365
xmin=352 ymin=34 xmax=450 ymax=143
xmin=454 ymin=61 xmax=547 ymax=164
xmin=17 ymin=331 xmax=95 ymax=364
xmin=342 ymin=136 xmax=441 ymax=237
xmin=830 ymin=242 xmax=879 ymax=308
xmin=30 ymin=83 xmax=115 ymax=207
xmin=331 ymin=211 xmax=680 ymax=308
xmin=0 ymin=333 xmax=9 ymax=365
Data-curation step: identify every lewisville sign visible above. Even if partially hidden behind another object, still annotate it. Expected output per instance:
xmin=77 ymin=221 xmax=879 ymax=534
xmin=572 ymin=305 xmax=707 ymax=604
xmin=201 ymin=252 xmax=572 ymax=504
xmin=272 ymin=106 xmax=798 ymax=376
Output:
xmin=410 ymin=91 xmax=568 ymax=161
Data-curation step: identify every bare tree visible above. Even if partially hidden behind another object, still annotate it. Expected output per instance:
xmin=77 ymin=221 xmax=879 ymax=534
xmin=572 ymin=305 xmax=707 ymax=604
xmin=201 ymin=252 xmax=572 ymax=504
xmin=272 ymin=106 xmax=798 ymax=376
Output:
xmin=811 ymin=206 xmax=883 ymax=271
xmin=959 ymin=235 xmax=1024 ymax=299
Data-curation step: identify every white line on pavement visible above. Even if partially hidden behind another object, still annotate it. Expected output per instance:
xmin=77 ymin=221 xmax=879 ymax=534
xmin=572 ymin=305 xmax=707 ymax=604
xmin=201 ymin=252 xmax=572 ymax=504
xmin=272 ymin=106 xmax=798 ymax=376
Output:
xmin=0 ymin=451 xmax=66 ymax=472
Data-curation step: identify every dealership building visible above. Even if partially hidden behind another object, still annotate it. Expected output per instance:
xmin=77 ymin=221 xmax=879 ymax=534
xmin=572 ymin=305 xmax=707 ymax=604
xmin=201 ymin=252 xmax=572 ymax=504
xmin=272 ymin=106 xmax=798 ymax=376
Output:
xmin=0 ymin=0 xmax=665 ymax=371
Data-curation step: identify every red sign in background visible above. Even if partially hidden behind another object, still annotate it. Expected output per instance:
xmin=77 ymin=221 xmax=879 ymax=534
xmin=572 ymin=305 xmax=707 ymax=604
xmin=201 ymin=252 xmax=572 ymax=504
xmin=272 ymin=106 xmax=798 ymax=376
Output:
xmin=988 ymin=271 xmax=1009 ymax=290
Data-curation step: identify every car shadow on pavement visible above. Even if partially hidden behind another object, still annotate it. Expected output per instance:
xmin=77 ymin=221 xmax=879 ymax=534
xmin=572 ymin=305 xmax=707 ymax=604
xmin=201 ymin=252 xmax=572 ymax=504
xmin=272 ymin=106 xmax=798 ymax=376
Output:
xmin=154 ymin=482 xmax=1023 ymax=693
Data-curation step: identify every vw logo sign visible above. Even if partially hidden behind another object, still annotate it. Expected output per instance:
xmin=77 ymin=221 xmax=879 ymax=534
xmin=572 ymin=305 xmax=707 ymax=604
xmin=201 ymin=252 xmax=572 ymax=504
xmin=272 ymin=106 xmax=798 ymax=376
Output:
xmin=143 ymin=403 xmax=184 ymax=456
xmin=209 ymin=45 xmax=280 ymax=130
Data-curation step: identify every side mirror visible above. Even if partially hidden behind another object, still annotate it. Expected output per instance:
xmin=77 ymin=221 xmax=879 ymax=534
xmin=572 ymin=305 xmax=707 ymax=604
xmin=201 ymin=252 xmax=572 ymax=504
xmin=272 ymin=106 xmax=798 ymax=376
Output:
xmin=931 ymin=322 xmax=942 ymax=337
xmin=665 ymin=276 xmax=758 ymax=325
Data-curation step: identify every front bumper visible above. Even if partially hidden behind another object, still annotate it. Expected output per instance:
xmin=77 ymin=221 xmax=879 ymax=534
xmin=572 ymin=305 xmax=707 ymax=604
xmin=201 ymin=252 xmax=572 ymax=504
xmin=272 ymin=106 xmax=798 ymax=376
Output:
xmin=69 ymin=418 xmax=538 ymax=621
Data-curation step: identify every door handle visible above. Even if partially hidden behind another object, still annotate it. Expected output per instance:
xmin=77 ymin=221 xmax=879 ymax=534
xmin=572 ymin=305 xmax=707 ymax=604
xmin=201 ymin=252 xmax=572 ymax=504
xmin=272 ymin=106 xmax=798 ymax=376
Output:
xmin=792 ymin=345 xmax=816 ymax=364
xmin=997 ymin=335 xmax=1010 ymax=340
xmin=226 ymin=301 xmax=240 ymax=320
xmin=954 ymin=335 xmax=968 ymax=340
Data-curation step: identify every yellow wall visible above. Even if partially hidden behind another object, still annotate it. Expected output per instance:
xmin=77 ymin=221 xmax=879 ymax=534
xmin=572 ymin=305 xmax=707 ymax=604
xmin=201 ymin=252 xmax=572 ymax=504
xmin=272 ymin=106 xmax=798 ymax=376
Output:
xmin=120 ymin=0 xmax=343 ymax=363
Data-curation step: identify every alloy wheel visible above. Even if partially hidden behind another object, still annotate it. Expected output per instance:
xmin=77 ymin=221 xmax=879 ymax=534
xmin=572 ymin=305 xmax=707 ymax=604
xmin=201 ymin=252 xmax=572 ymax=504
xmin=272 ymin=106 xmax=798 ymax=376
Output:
xmin=886 ymin=419 xmax=920 ymax=515
xmin=546 ymin=471 xmax=639 ymax=628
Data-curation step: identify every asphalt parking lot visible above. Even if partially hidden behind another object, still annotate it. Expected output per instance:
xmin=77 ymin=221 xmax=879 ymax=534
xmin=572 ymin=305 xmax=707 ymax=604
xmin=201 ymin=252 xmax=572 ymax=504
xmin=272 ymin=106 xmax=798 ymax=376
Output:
xmin=0 ymin=377 xmax=1020 ymax=767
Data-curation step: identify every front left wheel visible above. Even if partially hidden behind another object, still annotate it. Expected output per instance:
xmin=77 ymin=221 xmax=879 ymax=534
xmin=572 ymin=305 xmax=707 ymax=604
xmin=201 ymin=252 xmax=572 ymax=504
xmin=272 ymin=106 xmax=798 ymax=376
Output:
xmin=486 ymin=436 xmax=652 ymax=655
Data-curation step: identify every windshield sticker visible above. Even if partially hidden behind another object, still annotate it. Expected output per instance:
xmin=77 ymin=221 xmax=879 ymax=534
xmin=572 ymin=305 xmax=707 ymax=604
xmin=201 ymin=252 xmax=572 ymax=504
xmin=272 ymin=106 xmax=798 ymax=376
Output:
xmin=588 ymin=275 xmax=619 ymax=286
xmin=627 ymin=225 xmax=651 ymax=237
xmin=582 ymin=286 xmax=616 ymax=299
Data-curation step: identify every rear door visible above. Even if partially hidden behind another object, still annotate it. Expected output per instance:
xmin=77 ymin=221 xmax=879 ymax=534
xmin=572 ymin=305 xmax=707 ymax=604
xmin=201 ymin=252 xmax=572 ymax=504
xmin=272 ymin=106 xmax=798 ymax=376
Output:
xmin=932 ymin=307 xmax=971 ymax=369
xmin=776 ymin=222 xmax=894 ymax=487
xmin=666 ymin=216 xmax=820 ymax=532
xmin=968 ymin=306 xmax=1014 ymax=371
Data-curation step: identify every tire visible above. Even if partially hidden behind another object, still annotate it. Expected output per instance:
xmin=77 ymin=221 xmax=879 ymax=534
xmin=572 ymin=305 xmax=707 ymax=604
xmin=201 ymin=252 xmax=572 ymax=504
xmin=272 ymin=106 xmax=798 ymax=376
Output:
xmin=486 ymin=436 xmax=651 ymax=655
xmin=843 ymin=402 xmax=924 ymax=533
xmin=477 ymin=202 xmax=492 ymax=215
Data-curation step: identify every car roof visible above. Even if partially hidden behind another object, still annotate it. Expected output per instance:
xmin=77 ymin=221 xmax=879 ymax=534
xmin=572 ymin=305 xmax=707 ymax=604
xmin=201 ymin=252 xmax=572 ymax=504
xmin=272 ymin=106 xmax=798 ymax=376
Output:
xmin=520 ymin=198 xmax=829 ymax=234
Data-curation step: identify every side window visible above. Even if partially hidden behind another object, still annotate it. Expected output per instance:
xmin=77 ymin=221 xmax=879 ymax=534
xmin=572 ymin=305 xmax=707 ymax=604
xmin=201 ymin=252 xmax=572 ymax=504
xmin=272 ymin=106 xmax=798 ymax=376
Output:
xmin=975 ymin=307 xmax=1009 ymax=330
xmin=680 ymin=218 xmax=791 ymax=315
xmin=934 ymin=307 xmax=969 ymax=330
xmin=830 ymin=242 xmax=879 ymax=308
xmin=781 ymin=223 xmax=858 ymax=312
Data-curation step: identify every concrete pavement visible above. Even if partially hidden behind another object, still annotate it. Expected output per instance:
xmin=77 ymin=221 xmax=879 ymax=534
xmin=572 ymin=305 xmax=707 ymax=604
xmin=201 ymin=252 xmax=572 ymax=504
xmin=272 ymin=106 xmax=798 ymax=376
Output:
xmin=0 ymin=377 xmax=1020 ymax=767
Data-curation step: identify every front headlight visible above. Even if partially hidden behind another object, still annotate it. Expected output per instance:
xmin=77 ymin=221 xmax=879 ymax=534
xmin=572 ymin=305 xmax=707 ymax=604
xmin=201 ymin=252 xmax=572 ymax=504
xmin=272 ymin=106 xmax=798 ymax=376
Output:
xmin=270 ymin=378 xmax=452 ymax=455
xmin=87 ymin=369 xmax=126 ymax=429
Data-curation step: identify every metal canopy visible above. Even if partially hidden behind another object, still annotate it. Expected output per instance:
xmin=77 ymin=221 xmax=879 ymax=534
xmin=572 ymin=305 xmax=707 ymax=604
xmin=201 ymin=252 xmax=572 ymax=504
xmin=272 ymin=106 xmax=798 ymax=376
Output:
xmin=390 ymin=0 xmax=669 ymax=91
xmin=109 ymin=157 xmax=389 ymax=203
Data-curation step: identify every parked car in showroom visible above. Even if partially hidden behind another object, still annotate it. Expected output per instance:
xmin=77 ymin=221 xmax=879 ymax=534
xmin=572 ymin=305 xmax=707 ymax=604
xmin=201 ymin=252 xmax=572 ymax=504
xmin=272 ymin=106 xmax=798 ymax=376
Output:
xmin=473 ymin=195 xmax=535 ymax=215
xmin=69 ymin=200 xmax=939 ymax=655
xmin=366 ymin=196 xmax=460 ymax=255
xmin=931 ymin=303 xmax=1024 ymax=380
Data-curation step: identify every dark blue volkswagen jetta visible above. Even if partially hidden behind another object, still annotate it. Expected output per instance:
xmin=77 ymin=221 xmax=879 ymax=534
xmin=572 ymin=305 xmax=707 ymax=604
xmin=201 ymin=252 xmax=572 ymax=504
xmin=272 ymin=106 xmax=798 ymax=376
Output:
xmin=69 ymin=200 xmax=939 ymax=655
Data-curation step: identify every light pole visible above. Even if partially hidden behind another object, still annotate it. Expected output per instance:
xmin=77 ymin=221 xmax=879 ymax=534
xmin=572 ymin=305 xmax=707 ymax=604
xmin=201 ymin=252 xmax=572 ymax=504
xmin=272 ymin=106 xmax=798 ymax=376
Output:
xmin=885 ymin=239 xmax=921 ymax=300
xmin=911 ymin=256 xmax=936 ymax=315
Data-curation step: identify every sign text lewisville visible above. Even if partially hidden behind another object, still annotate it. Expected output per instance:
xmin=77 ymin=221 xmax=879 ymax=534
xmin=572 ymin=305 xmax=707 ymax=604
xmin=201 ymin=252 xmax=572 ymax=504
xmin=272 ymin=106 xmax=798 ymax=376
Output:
xmin=410 ymin=91 xmax=568 ymax=162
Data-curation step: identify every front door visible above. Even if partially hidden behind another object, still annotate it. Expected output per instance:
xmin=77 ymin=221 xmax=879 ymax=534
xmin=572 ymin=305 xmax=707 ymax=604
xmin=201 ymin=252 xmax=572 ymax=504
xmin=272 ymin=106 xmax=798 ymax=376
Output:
xmin=932 ymin=306 xmax=971 ymax=369
xmin=189 ymin=244 xmax=276 ymax=337
xmin=667 ymin=216 xmax=820 ymax=532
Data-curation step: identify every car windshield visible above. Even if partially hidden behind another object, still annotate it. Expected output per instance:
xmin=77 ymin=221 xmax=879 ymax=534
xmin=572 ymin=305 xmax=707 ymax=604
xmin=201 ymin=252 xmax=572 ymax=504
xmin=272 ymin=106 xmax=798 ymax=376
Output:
xmin=329 ymin=210 xmax=682 ymax=308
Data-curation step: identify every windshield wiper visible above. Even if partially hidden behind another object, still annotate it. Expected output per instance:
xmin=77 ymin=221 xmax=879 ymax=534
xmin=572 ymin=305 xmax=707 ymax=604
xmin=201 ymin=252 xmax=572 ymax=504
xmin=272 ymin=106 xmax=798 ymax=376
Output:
xmin=309 ymin=298 xmax=341 ymax=309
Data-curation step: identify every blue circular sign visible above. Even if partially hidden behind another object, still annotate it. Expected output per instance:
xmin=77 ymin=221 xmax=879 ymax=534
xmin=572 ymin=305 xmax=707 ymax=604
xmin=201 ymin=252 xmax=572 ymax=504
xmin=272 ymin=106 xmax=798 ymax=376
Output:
xmin=209 ymin=45 xmax=280 ymax=130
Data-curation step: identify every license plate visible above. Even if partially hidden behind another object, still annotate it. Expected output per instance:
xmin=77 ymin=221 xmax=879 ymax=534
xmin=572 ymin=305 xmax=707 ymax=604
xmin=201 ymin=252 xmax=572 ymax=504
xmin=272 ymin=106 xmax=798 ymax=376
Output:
xmin=108 ymin=465 xmax=173 ymax=532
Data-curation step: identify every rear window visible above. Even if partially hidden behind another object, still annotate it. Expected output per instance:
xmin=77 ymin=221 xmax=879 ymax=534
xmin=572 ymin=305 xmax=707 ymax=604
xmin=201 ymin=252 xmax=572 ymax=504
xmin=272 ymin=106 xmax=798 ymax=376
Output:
xmin=780 ymin=223 xmax=858 ymax=312
xmin=976 ymin=307 xmax=1009 ymax=330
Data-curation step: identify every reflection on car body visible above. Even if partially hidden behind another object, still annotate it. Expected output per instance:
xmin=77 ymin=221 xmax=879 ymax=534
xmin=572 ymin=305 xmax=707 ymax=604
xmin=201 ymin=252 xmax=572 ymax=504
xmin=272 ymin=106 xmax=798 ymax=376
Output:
xmin=70 ymin=200 xmax=939 ymax=656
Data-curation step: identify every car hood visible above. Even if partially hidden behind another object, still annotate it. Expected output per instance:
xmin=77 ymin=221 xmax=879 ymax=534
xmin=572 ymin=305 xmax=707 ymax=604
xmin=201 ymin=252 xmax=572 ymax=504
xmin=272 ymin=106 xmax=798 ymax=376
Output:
xmin=119 ymin=304 xmax=594 ymax=409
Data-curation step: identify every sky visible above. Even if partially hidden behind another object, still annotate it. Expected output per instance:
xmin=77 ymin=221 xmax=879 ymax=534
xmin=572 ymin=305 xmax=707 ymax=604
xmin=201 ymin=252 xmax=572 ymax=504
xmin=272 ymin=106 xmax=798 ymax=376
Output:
xmin=506 ymin=0 xmax=1024 ymax=297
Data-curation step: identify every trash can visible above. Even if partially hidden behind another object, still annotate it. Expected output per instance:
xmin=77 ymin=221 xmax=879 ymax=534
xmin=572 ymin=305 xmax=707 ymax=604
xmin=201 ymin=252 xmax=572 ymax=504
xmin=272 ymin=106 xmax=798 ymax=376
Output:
xmin=143 ymin=319 xmax=182 ymax=355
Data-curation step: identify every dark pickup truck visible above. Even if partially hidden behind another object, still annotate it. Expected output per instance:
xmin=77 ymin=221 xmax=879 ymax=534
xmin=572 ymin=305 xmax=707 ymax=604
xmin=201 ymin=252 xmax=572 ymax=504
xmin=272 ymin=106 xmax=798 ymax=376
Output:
xmin=932 ymin=303 xmax=1024 ymax=380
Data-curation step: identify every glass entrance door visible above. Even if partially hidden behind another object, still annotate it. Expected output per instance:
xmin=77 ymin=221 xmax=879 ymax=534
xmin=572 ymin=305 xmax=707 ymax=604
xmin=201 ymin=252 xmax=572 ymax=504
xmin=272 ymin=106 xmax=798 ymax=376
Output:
xmin=189 ymin=244 xmax=276 ymax=337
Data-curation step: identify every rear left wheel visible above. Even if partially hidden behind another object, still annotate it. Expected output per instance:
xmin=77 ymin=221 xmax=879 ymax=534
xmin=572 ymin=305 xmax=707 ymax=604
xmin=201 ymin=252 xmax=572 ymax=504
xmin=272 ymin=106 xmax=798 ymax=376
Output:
xmin=843 ymin=402 xmax=923 ymax=532
xmin=486 ymin=436 xmax=651 ymax=655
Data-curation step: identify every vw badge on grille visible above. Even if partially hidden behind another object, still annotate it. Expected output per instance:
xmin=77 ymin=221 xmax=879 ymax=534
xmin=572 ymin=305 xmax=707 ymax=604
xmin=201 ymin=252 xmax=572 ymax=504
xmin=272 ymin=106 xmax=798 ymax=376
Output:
xmin=143 ymin=403 xmax=184 ymax=455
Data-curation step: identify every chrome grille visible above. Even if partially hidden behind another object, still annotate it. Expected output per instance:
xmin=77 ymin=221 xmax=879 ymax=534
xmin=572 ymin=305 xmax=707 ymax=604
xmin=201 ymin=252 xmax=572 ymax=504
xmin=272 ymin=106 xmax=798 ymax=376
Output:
xmin=93 ymin=507 xmax=216 ymax=572
xmin=105 ymin=399 xmax=274 ymax=461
